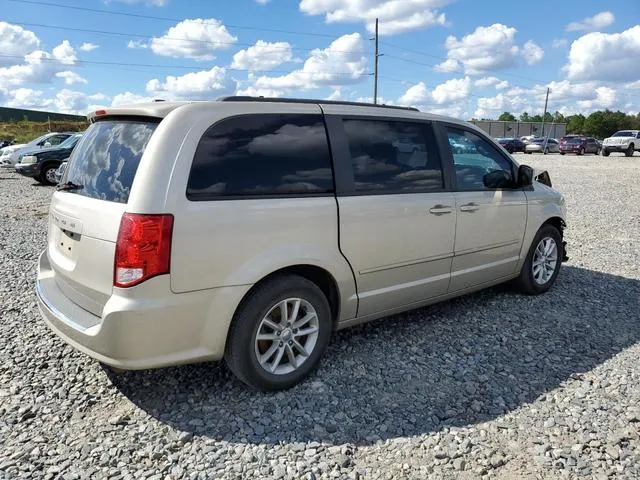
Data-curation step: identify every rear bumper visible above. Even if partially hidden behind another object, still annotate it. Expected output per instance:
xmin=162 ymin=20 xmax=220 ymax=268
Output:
xmin=36 ymin=250 xmax=251 ymax=370
xmin=15 ymin=163 xmax=39 ymax=177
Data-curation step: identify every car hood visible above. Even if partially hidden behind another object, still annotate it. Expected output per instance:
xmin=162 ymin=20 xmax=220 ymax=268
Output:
xmin=1 ymin=144 xmax=27 ymax=154
xmin=21 ymin=145 xmax=74 ymax=158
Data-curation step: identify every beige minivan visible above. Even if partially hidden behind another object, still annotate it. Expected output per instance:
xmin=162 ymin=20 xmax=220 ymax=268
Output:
xmin=37 ymin=97 xmax=567 ymax=390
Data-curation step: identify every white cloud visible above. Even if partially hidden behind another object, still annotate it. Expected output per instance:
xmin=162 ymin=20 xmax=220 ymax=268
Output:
xmin=231 ymin=41 xmax=292 ymax=71
xmin=146 ymin=66 xmax=236 ymax=100
xmin=431 ymin=76 xmax=471 ymax=104
xmin=79 ymin=42 xmax=99 ymax=52
xmin=398 ymin=82 xmax=429 ymax=106
xmin=3 ymin=88 xmax=49 ymax=109
xmin=325 ymin=89 xmax=341 ymax=100
xmin=127 ymin=40 xmax=148 ymax=49
xmin=0 ymin=22 xmax=40 ymax=66
xmin=577 ymin=86 xmax=616 ymax=109
xmin=434 ymin=58 xmax=459 ymax=73
xmin=299 ymin=0 xmax=448 ymax=36
xmin=235 ymin=86 xmax=284 ymax=98
xmin=566 ymin=11 xmax=614 ymax=32
xmin=565 ymin=26 xmax=640 ymax=82
xmin=150 ymin=18 xmax=237 ymax=60
xmin=253 ymin=33 xmax=367 ymax=91
xmin=56 ymin=71 xmax=88 ymax=85
xmin=256 ymin=0 xmax=270 ymax=3
xmin=0 ymin=41 xmax=78 ymax=89
xmin=398 ymin=77 xmax=471 ymax=107
xmin=627 ymin=80 xmax=640 ymax=89
xmin=552 ymin=38 xmax=568 ymax=49
xmin=442 ymin=24 xmax=519 ymax=74
xmin=54 ymin=89 xmax=92 ymax=114
xmin=474 ymin=76 xmax=509 ymax=89
xmin=522 ymin=40 xmax=544 ymax=65
xmin=111 ymin=91 xmax=153 ymax=106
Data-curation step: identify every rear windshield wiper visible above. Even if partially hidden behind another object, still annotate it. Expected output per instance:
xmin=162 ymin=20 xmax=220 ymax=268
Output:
xmin=57 ymin=181 xmax=84 ymax=191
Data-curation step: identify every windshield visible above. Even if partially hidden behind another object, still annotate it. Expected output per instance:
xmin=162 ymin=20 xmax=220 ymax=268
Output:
xmin=613 ymin=131 xmax=635 ymax=137
xmin=63 ymin=120 xmax=158 ymax=203
xmin=27 ymin=134 xmax=51 ymax=146
xmin=567 ymin=138 xmax=583 ymax=143
xmin=58 ymin=134 xmax=82 ymax=149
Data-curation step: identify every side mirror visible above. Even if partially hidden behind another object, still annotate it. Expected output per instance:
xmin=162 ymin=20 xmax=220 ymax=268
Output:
xmin=517 ymin=164 xmax=533 ymax=187
xmin=483 ymin=170 xmax=513 ymax=189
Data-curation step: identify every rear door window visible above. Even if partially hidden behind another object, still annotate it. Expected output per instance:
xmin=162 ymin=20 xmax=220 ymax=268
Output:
xmin=63 ymin=119 xmax=158 ymax=203
xmin=187 ymin=114 xmax=334 ymax=199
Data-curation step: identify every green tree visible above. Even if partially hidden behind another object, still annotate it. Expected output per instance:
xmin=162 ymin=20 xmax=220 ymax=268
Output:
xmin=519 ymin=112 xmax=531 ymax=122
xmin=566 ymin=114 xmax=585 ymax=134
xmin=498 ymin=111 xmax=516 ymax=121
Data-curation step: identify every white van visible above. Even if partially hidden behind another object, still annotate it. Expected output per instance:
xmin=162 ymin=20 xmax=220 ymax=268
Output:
xmin=37 ymin=98 xmax=567 ymax=390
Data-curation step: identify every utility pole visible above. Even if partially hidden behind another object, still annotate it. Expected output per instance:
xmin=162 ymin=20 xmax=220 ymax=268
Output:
xmin=540 ymin=87 xmax=550 ymax=137
xmin=373 ymin=18 xmax=379 ymax=104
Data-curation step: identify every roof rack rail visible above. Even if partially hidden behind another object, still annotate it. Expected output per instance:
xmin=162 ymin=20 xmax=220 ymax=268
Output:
xmin=218 ymin=96 xmax=419 ymax=112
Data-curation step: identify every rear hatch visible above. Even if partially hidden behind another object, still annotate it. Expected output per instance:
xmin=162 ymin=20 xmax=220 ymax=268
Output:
xmin=48 ymin=118 xmax=159 ymax=316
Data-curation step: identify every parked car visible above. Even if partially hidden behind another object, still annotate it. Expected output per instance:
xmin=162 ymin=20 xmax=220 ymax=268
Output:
xmin=15 ymin=133 xmax=82 ymax=185
xmin=559 ymin=136 xmax=600 ymax=155
xmin=36 ymin=98 xmax=567 ymax=390
xmin=496 ymin=137 xmax=526 ymax=154
xmin=0 ymin=143 xmax=27 ymax=167
xmin=54 ymin=161 xmax=68 ymax=184
xmin=2 ymin=132 xmax=75 ymax=166
xmin=520 ymin=135 xmax=542 ymax=145
xmin=602 ymin=130 xmax=640 ymax=157
xmin=525 ymin=138 xmax=560 ymax=154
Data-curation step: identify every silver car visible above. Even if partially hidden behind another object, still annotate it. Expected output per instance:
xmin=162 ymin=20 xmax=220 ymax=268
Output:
xmin=36 ymin=98 xmax=567 ymax=390
xmin=525 ymin=138 xmax=560 ymax=154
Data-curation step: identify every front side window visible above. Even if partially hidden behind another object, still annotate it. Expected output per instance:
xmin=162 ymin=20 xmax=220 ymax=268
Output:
xmin=47 ymin=135 xmax=69 ymax=146
xmin=446 ymin=127 xmax=514 ymax=191
xmin=187 ymin=114 xmax=334 ymax=199
xmin=342 ymin=119 xmax=443 ymax=193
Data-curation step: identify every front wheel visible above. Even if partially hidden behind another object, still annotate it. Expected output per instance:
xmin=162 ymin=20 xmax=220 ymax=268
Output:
xmin=602 ymin=149 xmax=610 ymax=157
xmin=225 ymin=274 xmax=332 ymax=391
xmin=514 ymin=225 xmax=563 ymax=295
xmin=39 ymin=164 xmax=58 ymax=185
xmin=578 ymin=147 xmax=585 ymax=156
xmin=626 ymin=144 xmax=634 ymax=157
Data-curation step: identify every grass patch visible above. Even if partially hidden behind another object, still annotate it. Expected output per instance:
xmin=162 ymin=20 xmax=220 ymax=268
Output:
xmin=0 ymin=120 xmax=88 ymax=144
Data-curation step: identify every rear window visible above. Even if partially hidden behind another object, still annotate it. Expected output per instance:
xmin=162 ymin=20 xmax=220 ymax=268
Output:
xmin=187 ymin=114 xmax=334 ymax=200
xmin=62 ymin=120 xmax=158 ymax=203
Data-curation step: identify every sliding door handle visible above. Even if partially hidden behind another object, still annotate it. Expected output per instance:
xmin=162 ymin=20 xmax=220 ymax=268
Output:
xmin=460 ymin=202 xmax=480 ymax=212
xmin=429 ymin=205 xmax=453 ymax=216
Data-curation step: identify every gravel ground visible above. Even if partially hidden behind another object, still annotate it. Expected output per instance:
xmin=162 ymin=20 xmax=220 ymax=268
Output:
xmin=1 ymin=153 xmax=639 ymax=480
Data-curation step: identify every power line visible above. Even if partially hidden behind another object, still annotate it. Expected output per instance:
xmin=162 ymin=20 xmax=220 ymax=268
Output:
xmin=8 ymin=0 xmax=339 ymax=39
xmin=7 ymin=20 xmax=370 ymax=56
xmin=0 ymin=54 xmax=373 ymax=77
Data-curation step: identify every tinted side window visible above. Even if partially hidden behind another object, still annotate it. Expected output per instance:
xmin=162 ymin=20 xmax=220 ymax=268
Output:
xmin=48 ymin=135 xmax=69 ymax=146
xmin=446 ymin=127 xmax=514 ymax=191
xmin=343 ymin=119 xmax=443 ymax=193
xmin=187 ymin=114 xmax=334 ymax=199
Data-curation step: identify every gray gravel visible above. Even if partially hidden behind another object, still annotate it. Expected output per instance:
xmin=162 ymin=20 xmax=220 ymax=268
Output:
xmin=1 ymin=153 xmax=639 ymax=479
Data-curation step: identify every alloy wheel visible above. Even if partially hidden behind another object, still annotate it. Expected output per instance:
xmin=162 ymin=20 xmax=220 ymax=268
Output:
xmin=532 ymin=237 xmax=558 ymax=285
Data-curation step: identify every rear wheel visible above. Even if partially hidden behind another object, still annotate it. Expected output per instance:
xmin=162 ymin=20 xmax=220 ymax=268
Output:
xmin=225 ymin=274 xmax=332 ymax=391
xmin=560 ymin=152 xmax=565 ymax=155
xmin=578 ymin=147 xmax=585 ymax=156
xmin=39 ymin=164 xmax=58 ymax=185
xmin=626 ymin=144 xmax=634 ymax=157
xmin=514 ymin=225 xmax=563 ymax=295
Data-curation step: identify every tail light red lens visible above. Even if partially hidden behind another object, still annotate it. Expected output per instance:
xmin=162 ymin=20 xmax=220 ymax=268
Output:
xmin=114 ymin=213 xmax=174 ymax=288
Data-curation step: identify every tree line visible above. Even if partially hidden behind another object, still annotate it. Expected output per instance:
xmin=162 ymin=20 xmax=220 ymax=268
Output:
xmin=480 ymin=110 xmax=640 ymax=139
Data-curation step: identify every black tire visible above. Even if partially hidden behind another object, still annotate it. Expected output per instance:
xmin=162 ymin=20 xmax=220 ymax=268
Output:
xmin=39 ymin=164 xmax=58 ymax=185
xmin=625 ymin=144 xmax=634 ymax=157
xmin=602 ymin=149 xmax=610 ymax=157
xmin=560 ymin=152 xmax=565 ymax=155
xmin=514 ymin=224 xmax=563 ymax=295
xmin=578 ymin=147 xmax=584 ymax=156
xmin=225 ymin=274 xmax=332 ymax=391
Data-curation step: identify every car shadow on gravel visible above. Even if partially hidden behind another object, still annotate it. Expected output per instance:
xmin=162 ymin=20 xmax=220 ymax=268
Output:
xmin=108 ymin=265 xmax=640 ymax=446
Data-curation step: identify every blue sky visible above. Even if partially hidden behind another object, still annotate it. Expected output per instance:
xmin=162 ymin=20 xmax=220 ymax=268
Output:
xmin=1 ymin=0 xmax=639 ymax=118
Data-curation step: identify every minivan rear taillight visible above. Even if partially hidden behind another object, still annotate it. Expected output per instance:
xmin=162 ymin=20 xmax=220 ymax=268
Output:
xmin=114 ymin=213 xmax=174 ymax=288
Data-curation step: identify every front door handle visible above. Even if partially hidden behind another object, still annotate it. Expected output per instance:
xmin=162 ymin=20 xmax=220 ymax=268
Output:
xmin=429 ymin=205 xmax=453 ymax=216
xmin=459 ymin=202 xmax=480 ymax=212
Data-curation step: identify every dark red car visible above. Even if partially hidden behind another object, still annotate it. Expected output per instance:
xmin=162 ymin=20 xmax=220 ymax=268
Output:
xmin=559 ymin=136 xmax=600 ymax=155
